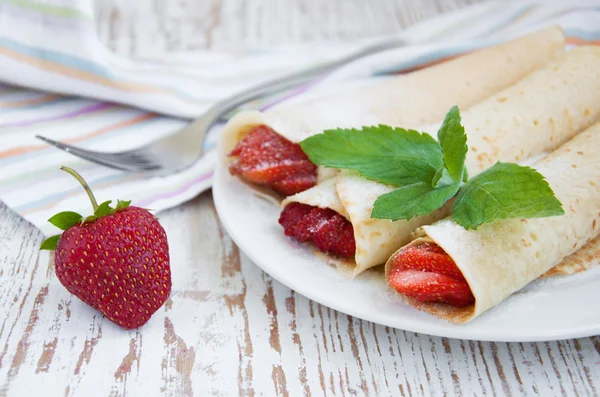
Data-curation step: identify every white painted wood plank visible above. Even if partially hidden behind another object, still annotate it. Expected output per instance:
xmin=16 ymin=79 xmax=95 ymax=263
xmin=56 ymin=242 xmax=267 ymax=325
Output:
xmin=2 ymin=195 xmax=600 ymax=395
xmin=2 ymin=1 xmax=600 ymax=396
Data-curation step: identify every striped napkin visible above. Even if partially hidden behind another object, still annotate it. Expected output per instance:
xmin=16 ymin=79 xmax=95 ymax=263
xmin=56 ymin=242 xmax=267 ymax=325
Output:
xmin=0 ymin=0 xmax=598 ymax=236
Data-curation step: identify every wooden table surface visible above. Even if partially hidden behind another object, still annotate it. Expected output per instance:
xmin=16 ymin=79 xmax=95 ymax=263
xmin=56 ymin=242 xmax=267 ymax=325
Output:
xmin=2 ymin=0 xmax=600 ymax=396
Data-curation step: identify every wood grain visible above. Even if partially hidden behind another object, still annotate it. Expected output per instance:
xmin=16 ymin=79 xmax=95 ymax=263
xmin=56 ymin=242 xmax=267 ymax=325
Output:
xmin=2 ymin=0 xmax=600 ymax=396
xmin=93 ymin=0 xmax=479 ymax=56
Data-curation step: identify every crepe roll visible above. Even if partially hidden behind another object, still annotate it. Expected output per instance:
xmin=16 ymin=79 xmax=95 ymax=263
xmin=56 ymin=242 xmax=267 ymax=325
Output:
xmin=220 ymin=27 xmax=565 ymax=199
xmin=385 ymin=122 xmax=600 ymax=323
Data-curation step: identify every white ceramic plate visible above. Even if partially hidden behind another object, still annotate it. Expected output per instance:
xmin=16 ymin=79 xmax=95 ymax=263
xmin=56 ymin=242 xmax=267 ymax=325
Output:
xmin=214 ymin=161 xmax=600 ymax=343
xmin=213 ymin=43 xmax=600 ymax=341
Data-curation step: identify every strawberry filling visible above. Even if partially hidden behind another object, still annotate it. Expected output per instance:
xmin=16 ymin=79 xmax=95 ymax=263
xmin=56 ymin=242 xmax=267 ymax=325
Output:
xmin=279 ymin=203 xmax=356 ymax=258
xmin=388 ymin=242 xmax=475 ymax=307
xmin=228 ymin=125 xmax=318 ymax=196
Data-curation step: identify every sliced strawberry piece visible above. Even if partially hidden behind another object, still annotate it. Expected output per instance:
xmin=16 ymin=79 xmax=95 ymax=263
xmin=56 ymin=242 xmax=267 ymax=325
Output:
xmin=228 ymin=125 xmax=317 ymax=195
xmin=312 ymin=213 xmax=346 ymax=252
xmin=390 ymin=242 xmax=464 ymax=280
xmin=278 ymin=203 xmax=313 ymax=236
xmin=388 ymin=269 xmax=475 ymax=307
xmin=388 ymin=242 xmax=474 ymax=307
xmin=229 ymin=125 xmax=285 ymax=157
xmin=334 ymin=222 xmax=356 ymax=258
xmin=311 ymin=213 xmax=357 ymax=257
xmin=292 ymin=207 xmax=333 ymax=242
xmin=278 ymin=204 xmax=356 ymax=258
xmin=271 ymin=172 xmax=319 ymax=196
xmin=240 ymin=159 xmax=316 ymax=184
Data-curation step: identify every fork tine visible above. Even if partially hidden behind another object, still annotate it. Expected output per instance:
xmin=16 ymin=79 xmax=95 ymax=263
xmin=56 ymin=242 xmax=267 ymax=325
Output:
xmin=36 ymin=135 xmax=160 ymax=171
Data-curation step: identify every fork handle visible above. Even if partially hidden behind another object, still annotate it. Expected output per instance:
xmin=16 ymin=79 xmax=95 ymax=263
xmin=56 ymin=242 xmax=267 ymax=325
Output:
xmin=207 ymin=36 xmax=407 ymax=122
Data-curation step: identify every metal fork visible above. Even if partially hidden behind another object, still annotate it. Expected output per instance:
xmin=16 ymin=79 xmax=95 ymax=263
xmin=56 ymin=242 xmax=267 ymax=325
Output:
xmin=36 ymin=37 xmax=406 ymax=175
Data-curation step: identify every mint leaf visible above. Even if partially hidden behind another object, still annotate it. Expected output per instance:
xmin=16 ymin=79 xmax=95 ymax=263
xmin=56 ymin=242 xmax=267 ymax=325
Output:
xmin=116 ymin=200 xmax=131 ymax=210
xmin=372 ymin=182 xmax=460 ymax=221
xmin=94 ymin=200 xmax=113 ymax=217
xmin=40 ymin=234 xmax=60 ymax=251
xmin=437 ymin=106 xmax=467 ymax=183
xmin=431 ymin=167 xmax=444 ymax=187
xmin=48 ymin=211 xmax=83 ymax=230
xmin=300 ymin=126 xmax=443 ymax=186
xmin=434 ymin=168 xmax=458 ymax=189
xmin=452 ymin=162 xmax=564 ymax=229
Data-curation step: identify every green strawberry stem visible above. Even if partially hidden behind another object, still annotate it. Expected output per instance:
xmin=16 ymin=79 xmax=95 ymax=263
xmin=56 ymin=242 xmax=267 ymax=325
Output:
xmin=41 ymin=167 xmax=134 ymax=251
xmin=61 ymin=166 xmax=98 ymax=211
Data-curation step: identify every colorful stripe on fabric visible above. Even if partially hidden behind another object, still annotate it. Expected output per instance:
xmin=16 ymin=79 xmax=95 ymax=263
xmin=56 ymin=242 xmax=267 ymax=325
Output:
xmin=0 ymin=0 xmax=599 ymax=235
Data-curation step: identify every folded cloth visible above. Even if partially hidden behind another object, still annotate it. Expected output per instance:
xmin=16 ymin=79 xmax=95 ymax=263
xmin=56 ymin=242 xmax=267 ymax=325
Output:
xmin=0 ymin=0 xmax=598 ymax=235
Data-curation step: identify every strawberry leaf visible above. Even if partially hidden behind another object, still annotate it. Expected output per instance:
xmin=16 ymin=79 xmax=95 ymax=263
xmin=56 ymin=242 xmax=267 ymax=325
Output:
xmin=40 ymin=234 xmax=61 ymax=251
xmin=116 ymin=200 xmax=131 ymax=210
xmin=94 ymin=200 xmax=114 ymax=217
xmin=48 ymin=211 xmax=83 ymax=230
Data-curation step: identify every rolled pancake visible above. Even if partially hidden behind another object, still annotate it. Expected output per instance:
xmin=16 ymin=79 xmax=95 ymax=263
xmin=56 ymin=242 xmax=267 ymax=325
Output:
xmin=287 ymin=46 xmax=600 ymax=275
xmin=386 ymin=122 xmax=600 ymax=323
xmin=542 ymin=235 xmax=600 ymax=277
xmin=284 ymin=178 xmax=348 ymax=218
xmin=220 ymin=27 xmax=565 ymax=196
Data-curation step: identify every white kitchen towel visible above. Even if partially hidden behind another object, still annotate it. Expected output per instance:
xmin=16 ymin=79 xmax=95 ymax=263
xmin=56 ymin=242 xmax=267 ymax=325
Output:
xmin=0 ymin=0 xmax=598 ymax=235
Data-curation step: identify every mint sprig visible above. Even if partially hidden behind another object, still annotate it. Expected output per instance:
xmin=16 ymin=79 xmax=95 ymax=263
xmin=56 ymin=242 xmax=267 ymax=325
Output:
xmin=300 ymin=107 xmax=564 ymax=229
xmin=300 ymin=126 xmax=442 ymax=187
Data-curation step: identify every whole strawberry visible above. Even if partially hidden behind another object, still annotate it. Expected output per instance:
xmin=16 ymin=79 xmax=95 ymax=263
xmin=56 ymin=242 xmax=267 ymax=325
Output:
xmin=41 ymin=167 xmax=171 ymax=329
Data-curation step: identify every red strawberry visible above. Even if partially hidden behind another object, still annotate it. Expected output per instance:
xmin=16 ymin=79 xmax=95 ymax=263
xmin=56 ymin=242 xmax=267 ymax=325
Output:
xmin=228 ymin=125 xmax=317 ymax=196
xmin=240 ymin=159 xmax=315 ymax=184
xmin=312 ymin=213 xmax=356 ymax=257
xmin=391 ymin=243 xmax=464 ymax=279
xmin=278 ymin=204 xmax=356 ymax=258
xmin=311 ymin=212 xmax=345 ymax=252
xmin=333 ymin=222 xmax=356 ymax=258
xmin=388 ymin=270 xmax=474 ymax=307
xmin=40 ymin=167 xmax=171 ymax=329
xmin=278 ymin=203 xmax=313 ymax=236
xmin=292 ymin=207 xmax=334 ymax=242
xmin=270 ymin=172 xmax=319 ymax=196
xmin=387 ymin=242 xmax=474 ymax=307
